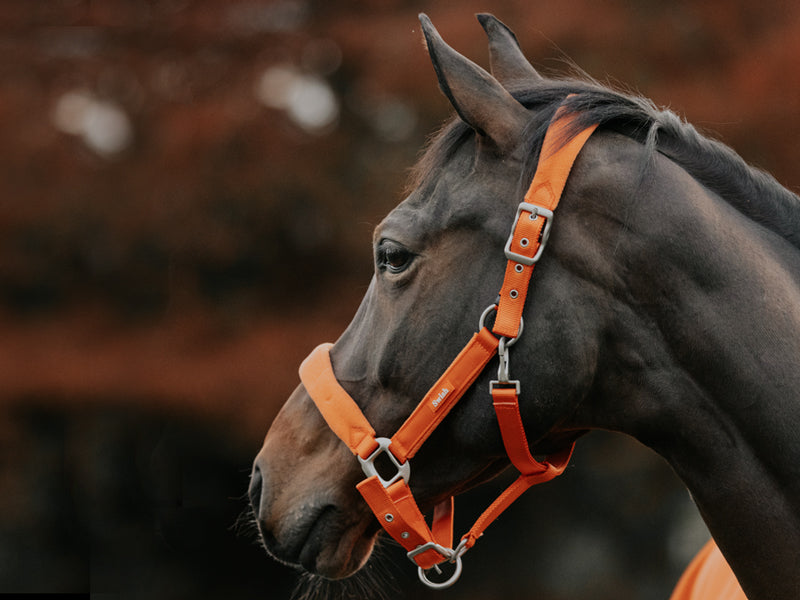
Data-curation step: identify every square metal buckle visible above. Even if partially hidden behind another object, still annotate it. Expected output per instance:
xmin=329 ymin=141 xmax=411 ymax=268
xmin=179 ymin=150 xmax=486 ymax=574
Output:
xmin=503 ymin=202 xmax=554 ymax=266
xmin=489 ymin=380 xmax=521 ymax=394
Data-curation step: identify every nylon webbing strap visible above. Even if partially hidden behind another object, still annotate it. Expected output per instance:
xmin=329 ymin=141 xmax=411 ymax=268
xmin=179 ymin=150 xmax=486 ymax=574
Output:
xmin=390 ymin=327 xmax=499 ymax=462
xmin=493 ymin=109 xmax=598 ymax=339
xmin=299 ymin=343 xmax=379 ymax=459
xmin=460 ymin=442 xmax=574 ymax=550
xmin=357 ymin=477 xmax=455 ymax=569
xmin=491 ymin=387 xmax=575 ymax=476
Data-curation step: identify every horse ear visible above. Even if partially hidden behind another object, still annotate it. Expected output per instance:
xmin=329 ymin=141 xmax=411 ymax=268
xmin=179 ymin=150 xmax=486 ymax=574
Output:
xmin=419 ymin=13 xmax=530 ymax=154
xmin=476 ymin=13 xmax=543 ymax=86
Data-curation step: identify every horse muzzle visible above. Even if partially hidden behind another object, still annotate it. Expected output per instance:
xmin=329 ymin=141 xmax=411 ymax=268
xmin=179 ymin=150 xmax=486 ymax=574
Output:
xmin=249 ymin=388 xmax=380 ymax=579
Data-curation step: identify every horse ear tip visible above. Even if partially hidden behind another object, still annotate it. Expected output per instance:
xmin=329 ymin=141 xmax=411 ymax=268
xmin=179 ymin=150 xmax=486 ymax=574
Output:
xmin=418 ymin=13 xmax=436 ymax=42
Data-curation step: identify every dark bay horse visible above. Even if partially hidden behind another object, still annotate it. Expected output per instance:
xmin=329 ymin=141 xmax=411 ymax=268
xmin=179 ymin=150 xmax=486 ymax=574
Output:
xmin=250 ymin=13 xmax=800 ymax=599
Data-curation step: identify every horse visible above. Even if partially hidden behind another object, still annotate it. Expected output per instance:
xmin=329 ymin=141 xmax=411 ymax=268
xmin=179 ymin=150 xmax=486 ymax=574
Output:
xmin=249 ymin=13 xmax=800 ymax=599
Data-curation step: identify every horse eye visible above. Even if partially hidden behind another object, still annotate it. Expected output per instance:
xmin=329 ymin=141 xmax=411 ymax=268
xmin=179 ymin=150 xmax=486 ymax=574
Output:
xmin=378 ymin=241 xmax=413 ymax=274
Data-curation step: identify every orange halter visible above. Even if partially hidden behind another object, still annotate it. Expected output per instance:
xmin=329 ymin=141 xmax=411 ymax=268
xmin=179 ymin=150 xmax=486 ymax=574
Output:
xmin=299 ymin=103 xmax=598 ymax=589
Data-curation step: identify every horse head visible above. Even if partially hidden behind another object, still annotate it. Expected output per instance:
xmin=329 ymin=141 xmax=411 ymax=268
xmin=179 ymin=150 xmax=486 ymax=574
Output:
xmin=249 ymin=14 xmax=602 ymax=581
xmin=247 ymin=8 xmax=800 ymax=598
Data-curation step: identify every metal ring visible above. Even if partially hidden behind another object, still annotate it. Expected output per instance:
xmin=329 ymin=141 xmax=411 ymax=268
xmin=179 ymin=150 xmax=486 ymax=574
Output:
xmin=417 ymin=557 xmax=463 ymax=590
xmin=478 ymin=303 xmax=497 ymax=330
xmin=478 ymin=304 xmax=524 ymax=344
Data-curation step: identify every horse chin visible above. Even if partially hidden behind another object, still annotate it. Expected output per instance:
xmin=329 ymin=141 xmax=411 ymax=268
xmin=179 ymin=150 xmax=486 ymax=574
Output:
xmin=302 ymin=516 xmax=379 ymax=580
xmin=261 ymin=504 xmax=380 ymax=580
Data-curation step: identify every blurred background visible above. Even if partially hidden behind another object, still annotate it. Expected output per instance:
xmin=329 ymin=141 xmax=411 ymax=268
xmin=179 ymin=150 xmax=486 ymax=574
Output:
xmin=1 ymin=0 xmax=798 ymax=598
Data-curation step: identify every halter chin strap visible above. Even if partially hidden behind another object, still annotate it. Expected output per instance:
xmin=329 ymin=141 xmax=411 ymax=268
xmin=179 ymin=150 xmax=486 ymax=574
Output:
xmin=299 ymin=102 xmax=597 ymax=589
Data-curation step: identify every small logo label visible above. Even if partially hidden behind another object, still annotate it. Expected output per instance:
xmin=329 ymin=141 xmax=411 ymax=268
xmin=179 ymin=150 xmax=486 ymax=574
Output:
xmin=431 ymin=387 xmax=450 ymax=410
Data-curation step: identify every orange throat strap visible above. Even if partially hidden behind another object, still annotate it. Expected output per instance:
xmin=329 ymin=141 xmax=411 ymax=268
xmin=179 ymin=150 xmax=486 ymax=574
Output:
xmin=299 ymin=103 xmax=597 ymax=589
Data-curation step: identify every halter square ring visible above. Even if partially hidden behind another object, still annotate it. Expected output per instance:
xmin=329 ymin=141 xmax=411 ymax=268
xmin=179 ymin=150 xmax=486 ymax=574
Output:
xmin=358 ymin=436 xmax=411 ymax=488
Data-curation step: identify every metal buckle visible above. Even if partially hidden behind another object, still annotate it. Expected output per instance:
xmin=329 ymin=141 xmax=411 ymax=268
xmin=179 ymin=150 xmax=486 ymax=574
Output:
xmin=357 ymin=437 xmax=410 ymax=488
xmin=409 ymin=539 xmax=468 ymax=589
xmin=490 ymin=379 xmax=521 ymax=394
xmin=503 ymin=202 xmax=554 ymax=266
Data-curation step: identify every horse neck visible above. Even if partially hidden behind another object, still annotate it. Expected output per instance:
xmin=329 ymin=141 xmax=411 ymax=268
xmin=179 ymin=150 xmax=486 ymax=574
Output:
xmin=576 ymin=134 xmax=800 ymax=598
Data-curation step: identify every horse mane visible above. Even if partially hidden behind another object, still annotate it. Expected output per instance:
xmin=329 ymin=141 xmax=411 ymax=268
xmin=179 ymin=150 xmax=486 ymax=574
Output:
xmin=409 ymin=78 xmax=800 ymax=249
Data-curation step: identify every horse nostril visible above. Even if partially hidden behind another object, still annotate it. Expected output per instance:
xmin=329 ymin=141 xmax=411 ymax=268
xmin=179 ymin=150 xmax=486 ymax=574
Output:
xmin=249 ymin=464 xmax=264 ymax=517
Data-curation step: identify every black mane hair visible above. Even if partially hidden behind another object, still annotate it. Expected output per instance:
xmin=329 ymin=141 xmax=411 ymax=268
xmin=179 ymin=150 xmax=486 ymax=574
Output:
xmin=409 ymin=78 xmax=800 ymax=249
